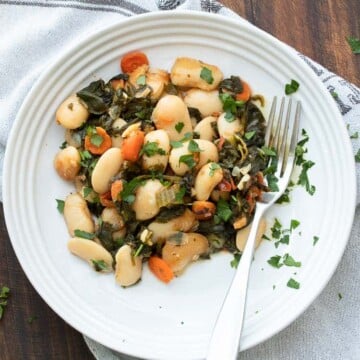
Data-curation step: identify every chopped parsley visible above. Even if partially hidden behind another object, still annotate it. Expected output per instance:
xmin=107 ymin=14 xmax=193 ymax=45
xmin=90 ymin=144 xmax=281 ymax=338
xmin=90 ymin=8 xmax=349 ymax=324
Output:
xmin=83 ymin=186 xmax=93 ymax=198
xmin=90 ymin=133 xmax=103 ymax=147
xmin=287 ymin=278 xmax=300 ymax=289
xmin=188 ymin=139 xmax=202 ymax=153
xmin=285 ymin=79 xmax=300 ymax=95
xmin=276 ymin=182 xmax=294 ymax=204
xmin=350 ymin=132 xmax=359 ymax=139
xmin=121 ymin=178 xmax=145 ymax=204
xmin=140 ymin=142 xmax=166 ymax=157
xmin=28 ymin=315 xmax=38 ymax=324
xmin=200 ymin=67 xmax=214 ymax=84
xmin=0 ymin=286 xmax=10 ymax=320
xmin=355 ymin=149 xmax=360 ymax=162
xmin=283 ymin=253 xmax=301 ymax=267
xmin=268 ymin=218 xmax=301 ymax=248
xmin=179 ymin=154 xmax=196 ymax=169
xmin=175 ymin=122 xmax=185 ymax=134
xmin=134 ymin=243 xmax=144 ymax=257
xmin=74 ymin=229 xmax=96 ymax=240
xmin=244 ymin=130 xmax=256 ymax=140
xmin=136 ymin=74 xmax=146 ymax=85
xmin=175 ymin=187 xmax=186 ymax=203
xmin=313 ymin=236 xmax=319 ymax=246
xmin=346 ymin=36 xmax=360 ymax=54
xmin=216 ymin=198 xmax=233 ymax=222
xmin=91 ymin=259 xmax=109 ymax=272
xmin=267 ymin=255 xmax=283 ymax=268
xmin=56 ymin=199 xmax=65 ymax=214
xmin=219 ymin=93 xmax=244 ymax=122
xmin=209 ymin=163 xmax=221 ymax=176
xmin=290 ymin=219 xmax=300 ymax=232
xmin=170 ymin=132 xmax=193 ymax=148
xmin=230 ymin=252 xmax=241 ymax=268
xmin=298 ymin=160 xmax=316 ymax=195
xmin=59 ymin=141 xmax=67 ymax=149
xmin=338 ymin=292 xmax=343 ymax=300
xmin=261 ymin=146 xmax=277 ymax=157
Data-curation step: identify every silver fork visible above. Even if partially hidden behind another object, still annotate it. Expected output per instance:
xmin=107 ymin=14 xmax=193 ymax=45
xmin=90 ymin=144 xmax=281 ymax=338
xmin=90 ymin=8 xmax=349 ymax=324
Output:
xmin=206 ymin=97 xmax=301 ymax=360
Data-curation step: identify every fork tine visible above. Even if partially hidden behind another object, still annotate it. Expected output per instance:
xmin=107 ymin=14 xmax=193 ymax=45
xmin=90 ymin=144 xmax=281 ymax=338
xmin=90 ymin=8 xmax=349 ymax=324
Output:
xmin=282 ymin=101 xmax=301 ymax=179
xmin=272 ymin=97 xmax=285 ymax=151
xmin=264 ymin=96 xmax=277 ymax=147
xmin=278 ymin=98 xmax=292 ymax=176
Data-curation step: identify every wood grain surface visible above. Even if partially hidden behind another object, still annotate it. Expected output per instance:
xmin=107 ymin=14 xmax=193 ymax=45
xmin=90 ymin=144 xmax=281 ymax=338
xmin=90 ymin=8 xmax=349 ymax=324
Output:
xmin=0 ymin=1 xmax=359 ymax=359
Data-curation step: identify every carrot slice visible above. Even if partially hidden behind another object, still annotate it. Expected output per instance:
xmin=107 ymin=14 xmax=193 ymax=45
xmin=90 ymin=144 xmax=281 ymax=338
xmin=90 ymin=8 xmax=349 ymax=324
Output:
xmin=120 ymin=51 xmax=149 ymax=74
xmin=111 ymin=180 xmax=123 ymax=202
xmin=84 ymin=127 xmax=112 ymax=155
xmin=235 ymin=81 xmax=251 ymax=102
xmin=148 ymin=256 xmax=174 ymax=284
xmin=121 ymin=131 xmax=145 ymax=162
xmin=99 ymin=191 xmax=114 ymax=208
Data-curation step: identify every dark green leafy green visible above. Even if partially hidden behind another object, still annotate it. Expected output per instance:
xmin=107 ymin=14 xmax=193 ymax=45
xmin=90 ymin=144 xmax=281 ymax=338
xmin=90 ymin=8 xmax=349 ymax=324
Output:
xmin=74 ymin=229 xmax=96 ymax=240
xmin=219 ymin=93 xmax=245 ymax=122
xmin=91 ymin=259 xmax=109 ymax=272
xmin=216 ymin=199 xmax=233 ymax=222
xmin=230 ymin=252 xmax=242 ymax=268
xmin=121 ymin=178 xmax=146 ymax=204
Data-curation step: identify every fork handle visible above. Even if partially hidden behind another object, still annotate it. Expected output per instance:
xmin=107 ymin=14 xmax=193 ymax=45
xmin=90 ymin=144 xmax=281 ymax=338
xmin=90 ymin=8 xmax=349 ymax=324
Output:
xmin=206 ymin=207 xmax=265 ymax=360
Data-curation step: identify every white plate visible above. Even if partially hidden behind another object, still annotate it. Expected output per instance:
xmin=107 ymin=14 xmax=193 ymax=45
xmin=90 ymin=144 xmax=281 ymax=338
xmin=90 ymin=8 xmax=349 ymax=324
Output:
xmin=3 ymin=11 xmax=356 ymax=360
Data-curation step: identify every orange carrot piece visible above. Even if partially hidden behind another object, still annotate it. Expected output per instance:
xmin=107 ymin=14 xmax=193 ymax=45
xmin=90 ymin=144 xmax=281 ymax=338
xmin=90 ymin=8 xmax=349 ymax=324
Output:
xmin=121 ymin=131 xmax=145 ymax=162
xmin=84 ymin=127 xmax=112 ymax=155
xmin=235 ymin=81 xmax=251 ymax=102
xmin=99 ymin=191 xmax=114 ymax=208
xmin=111 ymin=180 xmax=123 ymax=202
xmin=148 ymin=256 xmax=174 ymax=284
xmin=120 ymin=51 xmax=149 ymax=74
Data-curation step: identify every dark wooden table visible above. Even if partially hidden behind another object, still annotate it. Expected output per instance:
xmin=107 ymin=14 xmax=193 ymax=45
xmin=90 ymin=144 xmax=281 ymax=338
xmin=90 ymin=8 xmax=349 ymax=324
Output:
xmin=0 ymin=1 xmax=359 ymax=359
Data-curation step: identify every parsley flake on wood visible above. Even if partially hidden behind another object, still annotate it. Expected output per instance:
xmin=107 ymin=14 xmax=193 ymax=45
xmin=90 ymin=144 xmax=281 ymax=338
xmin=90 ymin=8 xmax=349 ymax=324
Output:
xmin=230 ymin=252 xmax=242 ymax=268
xmin=56 ymin=199 xmax=65 ymax=214
xmin=140 ymin=142 xmax=166 ymax=157
xmin=0 ymin=286 xmax=10 ymax=320
xmin=74 ymin=230 xmax=96 ymax=240
xmin=175 ymin=122 xmax=185 ymax=134
xmin=287 ymin=278 xmax=300 ymax=289
xmin=200 ymin=67 xmax=214 ymax=84
xmin=28 ymin=315 xmax=38 ymax=324
xmin=285 ymin=79 xmax=300 ymax=95
xmin=346 ymin=36 xmax=360 ymax=54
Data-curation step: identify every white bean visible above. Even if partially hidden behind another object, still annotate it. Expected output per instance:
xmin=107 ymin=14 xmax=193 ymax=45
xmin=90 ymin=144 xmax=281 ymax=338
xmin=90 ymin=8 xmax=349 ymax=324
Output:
xmin=148 ymin=209 xmax=198 ymax=243
xmin=184 ymin=89 xmax=223 ymax=117
xmin=101 ymin=208 xmax=124 ymax=231
xmin=162 ymin=233 xmax=209 ymax=274
xmin=111 ymin=118 xmax=127 ymax=148
xmin=170 ymin=57 xmax=223 ymax=91
xmin=67 ymin=237 xmax=113 ymax=272
xmin=132 ymin=179 xmax=164 ymax=220
xmin=115 ymin=244 xmax=142 ymax=287
xmin=64 ymin=193 xmax=95 ymax=236
xmin=151 ymin=95 xmax=192 ymax=141
xmin=54 ymin=146 xmax=81 ymax=181
xmin=217 ymin=112 xmax=243 ymax=142
xmin=236 ymin=218 xmax=267 ymax=252
xmin=169 ymin=141 xmax=198 ymax=176
xmin=56 ymin=94 xmax=89 ymax=129
xmin=142 ymin=129 xmax=170 ymax=171
xmin=195 ymin=139 xmax=219 ymax=169
xmin=91 ymin=148 xmax=123 ymax=194
xmin=194 ymin=116 xmax=218 ymax=141
xmin=194 ymin=162 xmax=223 ymax=201
xmin=146 ymin=69 xmax=169 ymax=100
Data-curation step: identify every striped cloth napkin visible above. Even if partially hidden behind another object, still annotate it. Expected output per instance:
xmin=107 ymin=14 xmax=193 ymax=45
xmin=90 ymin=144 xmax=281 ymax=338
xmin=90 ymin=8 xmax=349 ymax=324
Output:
xmin=0 ymin=1 xmax=359 ymax=359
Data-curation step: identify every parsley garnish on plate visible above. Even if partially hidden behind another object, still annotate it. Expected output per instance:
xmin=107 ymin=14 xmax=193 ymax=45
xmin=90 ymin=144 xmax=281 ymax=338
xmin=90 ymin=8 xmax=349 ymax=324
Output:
xmin=140 ymin=142 xmax=166 ymax=157
xmin=219 ymin=93 xmax=245 ymax=122
xmin=287 ymin=278 xmax=300 ymax=289
xmin=200 ymin=67 xmax=214 ymax=84
xmin=216 ymin=198 xmax=233 ymax=222
xmin=188 ymin=139 xmax=202 ymax=153
xmin=56 ymin=199 xmax=65 ymax=214
xmin=91 ymin=259 xmax=109 ymax=272
xmin=209 ymin=163 xmax=221 ymax=177
xmin=179 ymin=154 xmax=196 ymax=169
xmin=313 ymin=236 xmax=319 ymax=246
xmin=338 ymin=292 xmax=343 ymax=300
xmin=285 ymin=79 xmax=300 ymax=95
xmin=244 ymin=130 xmax=256 ymax=140
xmin=355 ymin=149 xmax=360 ymax=162
xmin=346 ymin=36 xmax=360 ymax=54
xmin=230 ymin=252 xmax=242 ymax=268
xmin=267 ymin=255 xmax=283 ymax=268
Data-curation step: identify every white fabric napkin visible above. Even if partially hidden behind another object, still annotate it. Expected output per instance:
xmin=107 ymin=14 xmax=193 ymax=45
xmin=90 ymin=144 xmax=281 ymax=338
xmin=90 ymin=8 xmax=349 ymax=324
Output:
xmin=0 ymin=1 xmax=359 ymax=359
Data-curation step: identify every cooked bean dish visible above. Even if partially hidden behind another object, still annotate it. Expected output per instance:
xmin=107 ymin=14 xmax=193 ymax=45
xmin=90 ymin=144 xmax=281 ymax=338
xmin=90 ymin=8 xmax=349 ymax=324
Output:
xmin=54 ymin=51 xmax=269 ymax=287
